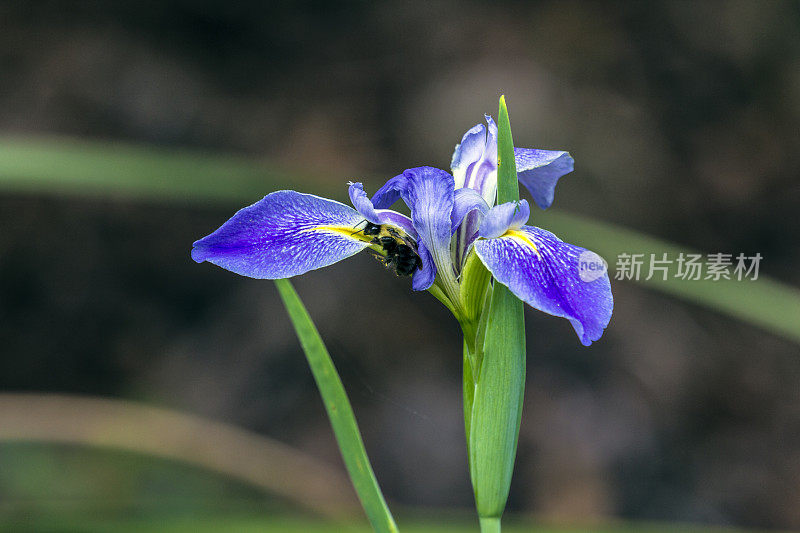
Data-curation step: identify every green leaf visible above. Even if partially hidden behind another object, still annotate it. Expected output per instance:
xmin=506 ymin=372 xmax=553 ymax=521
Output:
xmin=469 ymin=283 xmax=526 ymax=520
xmin=274 ymin=279 xmax=397 ymax=533
xmin=0 ymin=135 xmax=330 ymax=205
xmin=496 ymin=96 xmax=520 ymax=205
xmin=468 ymin=96 xmax=527 ymax=524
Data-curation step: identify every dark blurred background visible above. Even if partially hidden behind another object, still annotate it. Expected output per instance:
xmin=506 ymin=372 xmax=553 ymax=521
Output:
xmin=1 ymin=0 xmax=800 ymax=530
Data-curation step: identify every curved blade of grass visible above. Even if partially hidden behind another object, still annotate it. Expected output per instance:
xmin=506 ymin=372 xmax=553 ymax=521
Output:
xmin=0 ymin=393 xmax=359 ymax=519
xmin=274 ymin=279 xmax=397 ymax=533
xmin=0 ymin=134 xmax=798 ymax=343
xmin=469 ymin=96 xmax=527 ymax=529
xmin=0 ymin=135 xmax=331 ymax=204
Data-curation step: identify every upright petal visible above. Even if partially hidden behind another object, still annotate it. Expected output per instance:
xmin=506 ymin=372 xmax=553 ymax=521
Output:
xmin=452 ymin=116 xmax=575 ymax=210
xmin=372 ymin=166 xmax=455 ymax=290
xmin=514 ymin=148 xmax=574 ymax=210
xmin=451 ymin=122 xmax=487 ymax=190
xmin=474 ymin=225 xmax=613 ymax=346
xmin=192 ymin=191 xmax=370 ymax=279
xmin=484 ymin=115 xmax=499 ymax=163
xmin=450 ymin=116 xmax=499 ymax=206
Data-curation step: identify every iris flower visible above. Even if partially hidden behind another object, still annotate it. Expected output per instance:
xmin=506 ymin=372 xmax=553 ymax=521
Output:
xmin=192 ymin=116 xmax=612 ymax=345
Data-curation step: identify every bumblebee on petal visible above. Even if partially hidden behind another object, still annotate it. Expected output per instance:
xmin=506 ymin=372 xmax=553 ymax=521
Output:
xmin=363 ymin=222 xmax=423 ymax=276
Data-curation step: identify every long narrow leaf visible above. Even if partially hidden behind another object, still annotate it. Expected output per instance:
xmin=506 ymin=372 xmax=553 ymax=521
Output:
xmin=274 ymin=279 xmax=397 ymax=533
xmin=469 ymin=96 xmax=527 ymax=525
xmin=469 ymin=284 xmax=526 ymax=519
xmin=495 ymin=96 xmax=520 ymax=205
xmin=0 ymin=135 xmax=325 ymax=204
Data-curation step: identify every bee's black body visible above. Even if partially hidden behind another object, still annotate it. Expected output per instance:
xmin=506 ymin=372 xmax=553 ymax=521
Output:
xmin=360 ymin=222 xmax=422 ymax=276
xmin=363 ymin=222 xmax=383 ymax=237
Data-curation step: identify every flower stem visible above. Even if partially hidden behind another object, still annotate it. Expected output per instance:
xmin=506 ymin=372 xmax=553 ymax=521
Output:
xmin=463 ymin=340 xmax=476 ymax=458
xmin=479 ymin=516 xmax=502 ymax=533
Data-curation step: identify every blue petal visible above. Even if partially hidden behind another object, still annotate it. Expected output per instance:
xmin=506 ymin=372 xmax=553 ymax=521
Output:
xmin=514 ymin=148 xmax=574 ymax=210
xmin=374 ymin=209 xmax=417 ymax=239
xmin=371 ymin=175 xmax=404 ymax=210
xmin=451 ymin=122 xmax=487 ymax=189
xmin=348 ymin=182 xmax=382 ymax=224
xmin=452 ymin=116 xmax=574 ymax=210
xmin=348 ymin=182 xmax=417 ymax=237
xmin=192 ymin=190 xmax=370 ymax=279
xmin=412 ymin=242 xmax=436 ymax=291
xmin=484 ymin=115 xmax=498 ymax=152
xmin=451 ymin=187 xmax=490 ymax=268
xmin=451 ymin=187 xmax=489 ymax=232
xmin=450 ymin=116 xmax=499 ymax=205
xmin=372 ymin=166 xmax=455 ymax=290
xmin=474 ymin=225 xmax=613 ymax=346
xmin=478 ymin=200 xmax=531 ymax=239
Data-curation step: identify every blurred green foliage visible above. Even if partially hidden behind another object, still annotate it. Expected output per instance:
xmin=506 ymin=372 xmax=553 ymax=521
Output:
xmin=0 ymin=518 xmax=769 ymax=533
xmin=0 ymin=443 xmax=774 ymax=533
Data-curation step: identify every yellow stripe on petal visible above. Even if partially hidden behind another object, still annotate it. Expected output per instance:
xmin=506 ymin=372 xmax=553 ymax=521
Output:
xmin=501 ymin=229 xmax=540 ymax=258
xmin=303 ymin=224 xmax=374 ymax=244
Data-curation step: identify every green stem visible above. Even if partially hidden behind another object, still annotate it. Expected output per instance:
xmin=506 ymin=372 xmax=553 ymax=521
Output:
xmin=463 ymin=340 xmax=476 ymax=459
xmin=479 ymin=517 xmax=502 ymax=533
xmin=428 ymin=283 xmax=458 ymax=317
xmin=275 ymin=279 xmax=398 ymax=533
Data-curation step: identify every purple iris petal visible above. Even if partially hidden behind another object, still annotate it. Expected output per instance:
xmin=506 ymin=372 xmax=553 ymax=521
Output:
xmin=374 ymin=209 xmax=417 ymax=239
xmin=451 ymin=122 xmax=487 ymax=188
xmin=451 ymin=188 xmax=491 ymax=266
xmin=478 ymin=200 xmax=531 ymax=239
xmin=412 ymin=242 xmax=436 ymax=291
xmin=371 ymin=175 xmax=404 ymax=210
xmin=484 ymin=115 xmax=498 ymax=155
xmin=348 ymin=182 xmax=417 ymax=237
xmin=474 ymin=225 xmax=613 ymax=346
xmin=452 ymin=116 xmax=574 ymax=210
xmin=348 ymin=182 xmax=382 ymax=224
xmin=451 ymin=188 xmax=489 ymax=232
xmin=372 ymin=166 xmax=455 ymax=291
xmin=450 ymin=116 xmax=499 ymax=202
xmin=192 ymin=190 xmax=370 ymax=279
xmin=514 ymin=148 xmax=574 ymax=210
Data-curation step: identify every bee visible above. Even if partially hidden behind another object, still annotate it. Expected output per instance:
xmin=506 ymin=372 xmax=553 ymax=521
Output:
xmin=361 ymin=221 xmax=383 ymax=237
xmin=356 ymin=222 xmax=422 ymax=276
